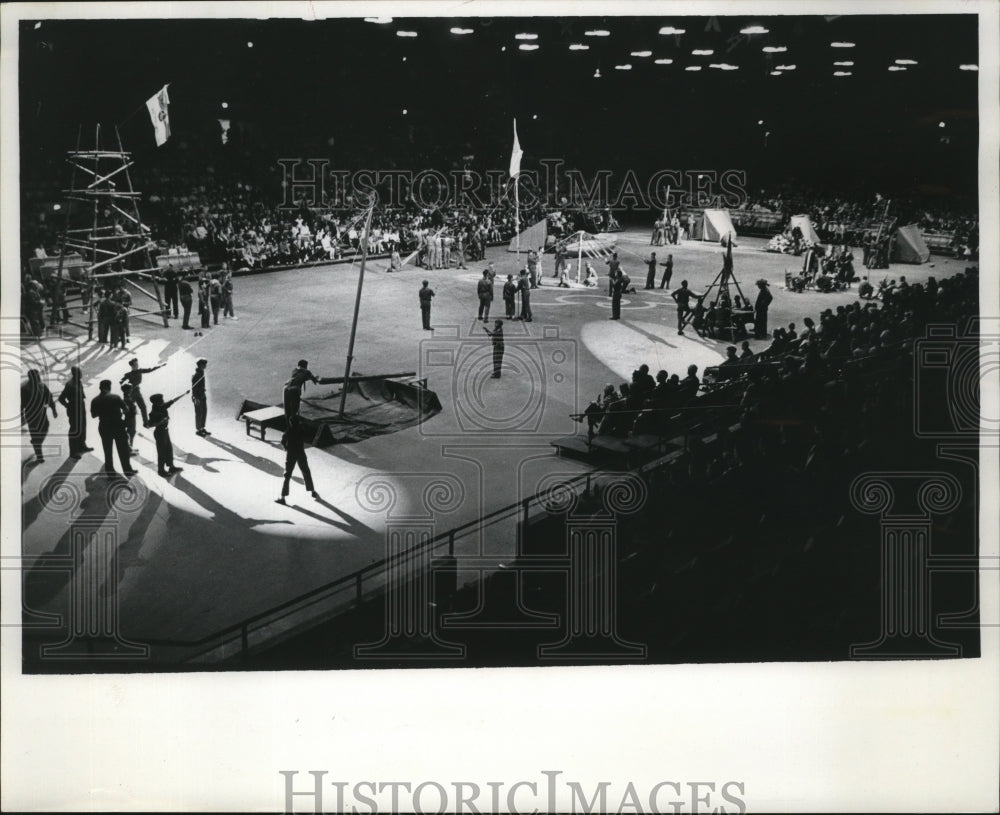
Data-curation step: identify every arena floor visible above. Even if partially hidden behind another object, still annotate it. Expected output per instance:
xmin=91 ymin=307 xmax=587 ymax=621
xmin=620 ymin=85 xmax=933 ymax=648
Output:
xmin=17 ymin=229 xmax=972 ymax=665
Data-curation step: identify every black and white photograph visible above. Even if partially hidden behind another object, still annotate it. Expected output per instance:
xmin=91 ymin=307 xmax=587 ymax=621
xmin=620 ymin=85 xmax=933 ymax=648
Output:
xmin=2 ymin=1 xmax=998 ymax=811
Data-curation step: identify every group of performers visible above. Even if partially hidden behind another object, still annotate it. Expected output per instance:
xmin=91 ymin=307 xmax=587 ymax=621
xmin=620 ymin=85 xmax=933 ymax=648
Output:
xmin=788 ymin=244 xmax=857 ymax=293
xmin=20 ymin=356 xmax=209 ymax=479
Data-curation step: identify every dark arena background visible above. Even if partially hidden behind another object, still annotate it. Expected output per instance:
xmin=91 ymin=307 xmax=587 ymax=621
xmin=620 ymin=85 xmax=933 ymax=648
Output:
xmin=9 ymin=10 xmax=989 ymax=678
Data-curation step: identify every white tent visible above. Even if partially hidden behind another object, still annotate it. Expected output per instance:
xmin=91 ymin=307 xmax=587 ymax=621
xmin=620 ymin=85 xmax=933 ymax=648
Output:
xmin=507 ymin=219 xmax=548 ymax=252
xmin=892 ymin=224 xmax=931 ymax=263
xmin=788 ymin=214 xmax=821 ymax=245
xmin=694 ymin=209 xmax=738 ymax=242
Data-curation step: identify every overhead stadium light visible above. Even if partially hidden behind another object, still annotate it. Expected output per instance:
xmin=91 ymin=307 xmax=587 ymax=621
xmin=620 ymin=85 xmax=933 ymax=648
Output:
xmin=939 ymin=121 xmax=946 ymax=127
xmin=365 ymin=17 xmax=393 ymax=24
xmin=654 ymin=58 xmax=673 ymax=64
xmin=888 ymin=65 xmax=906 ymax=71
xmin=659 ymin=26 xmax=686 ymax=35
xmin=959 ymin=64 xmax=978 ymax=71
xmin=895 ymin=59 xmax=917 ymax=65
xmin=631 ymin=50 xmax=652 ymax=57
xmin=396 ymin=30 xmax=418 ymax=37
xmin=762 ymin=46 xmax=787 ymax=53
xmin=247 ymin=41 xmax=254 ymax=48
xmin=515 ymin=33 xmax=538 ymax=40
xmin=594 ymin=68 xmax=601 ymax=77
xmin=569 ymin=43 xmax=590 ymax=50
xmin=833 ymin=60 xmax=854 ymax=66
xmin=709 ymin=63 xmax=739 ymax=70
xmin=692 ymin=49 xmax=713 ymax=55
xmin=519 ymin=43 xmax=539 ymax=51
xmin=615 ymin=64 xmax=633 ymax=70
xmin=770 ymin=70 xmax=782 ymax=76
xmin=833 ymin=70 xmax=852 ymax=76
xmin=685 ymin=65 xmax=702 ymax=71
xmin=585 ymin=29 xmax=611 ymax=37
xmin=831 ymin=41 xmax=855 ymax=47
xmin=775 ymin=64 xmax=796 ymax=70
xmin=450 ymin=27 xmax=474 ymax=35
xmin=740 ymin=25 xmax=769 ymax=35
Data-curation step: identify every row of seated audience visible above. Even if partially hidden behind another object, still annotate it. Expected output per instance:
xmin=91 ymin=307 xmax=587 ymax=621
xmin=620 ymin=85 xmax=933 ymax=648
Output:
xmin=576 ymin=267 xmax=977 ymax=452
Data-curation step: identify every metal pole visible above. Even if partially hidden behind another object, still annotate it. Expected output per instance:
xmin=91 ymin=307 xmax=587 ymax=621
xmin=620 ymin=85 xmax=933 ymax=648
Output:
xmin=577 ymin=231 xmax=583 ymax=284
xmin=514 ymin=174 xmax=520 ymax=256
xmin=339 ymin=201 xmax=375 ymax=417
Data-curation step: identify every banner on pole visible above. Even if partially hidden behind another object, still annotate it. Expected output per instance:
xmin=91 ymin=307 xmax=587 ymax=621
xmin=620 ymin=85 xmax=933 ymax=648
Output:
xmin=509 ymin=118 xmax=523 ymax=178
xmin=145 ymin=84 xmax=171 ymax=147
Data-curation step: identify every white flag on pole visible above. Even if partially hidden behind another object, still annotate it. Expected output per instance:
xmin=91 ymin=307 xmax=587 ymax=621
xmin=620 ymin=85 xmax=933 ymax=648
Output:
xmin=509 ymin=118 xmax=523 ymax=178
xmin=145 ymin=84 xmax=171 ymax=147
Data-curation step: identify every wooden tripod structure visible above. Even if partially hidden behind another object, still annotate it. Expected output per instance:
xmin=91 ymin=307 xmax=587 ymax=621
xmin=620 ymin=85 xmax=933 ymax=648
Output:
xmin=55 ymin=124 xmax=168 ymax=339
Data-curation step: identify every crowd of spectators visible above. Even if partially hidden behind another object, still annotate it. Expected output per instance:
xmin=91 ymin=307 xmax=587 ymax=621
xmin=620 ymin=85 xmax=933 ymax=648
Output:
xmin=579 ymin=266 xmax=978 ymax=453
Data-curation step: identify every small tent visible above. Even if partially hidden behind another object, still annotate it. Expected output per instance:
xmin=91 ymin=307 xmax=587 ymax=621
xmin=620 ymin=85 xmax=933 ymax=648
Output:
xmin=788 ymin=214 xmax=821 ymax=245
xmin=507 ymin=219 xmax=548 ymax=252
xmin=892 ymin=224 xmax=931 ymax=263
xmin=692 ymin=209 xmax=738 ymax=242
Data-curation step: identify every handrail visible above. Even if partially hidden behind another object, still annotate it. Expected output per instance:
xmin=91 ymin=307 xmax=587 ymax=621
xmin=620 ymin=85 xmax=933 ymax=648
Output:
xmin=139 ymin=467 xmax=604 ymax=658
xmin=138 ymin=340 xmax=918 ymax=661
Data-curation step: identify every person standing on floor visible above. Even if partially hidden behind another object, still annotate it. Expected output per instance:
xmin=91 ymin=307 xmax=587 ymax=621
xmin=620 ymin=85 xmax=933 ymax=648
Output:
xmin=90 ymin=379 xmax=135 ymax=476
xmin=283 ymin=359 xmax=320 ymax=418
xmin=58 ymin=366 xmax=91 ymax=459
xmin=503 ymin=274 xmax=517 ymax=318
xmin=97 ymin=291 xmax=115 ymax=345
xmin=276 ymin=414 xmax=319 ymax=504
xmin=209 ymin=276 xmax=222 ymax=325
xmin=121 ymin=383 xmax=138 ymax=453
xmin=198 ymin=278 xmax=211 ymax=329
xmin=119 ymin=358 xmax=164 ymax=425
xmin=610 ymin=274 xmax=623 ymax=320
xmin=671 ymin=279 xmax=699 ymax=335
xmin=145 ymin=392 xmax=185 ymax=478
xmin=192 ymin=358 xmax=210 ymax=436
xmin=163 ymin=269 xmax=180 ymax=319
xmin=419 ymin=280 xmax=435 ymax=331
xmin=21 ymin=369 xmax=57 ymax=463
xmin=484 ymin=319 xmax=504 ymax=378
xmin=178 ymin=275 xmax=194 ymax=329
xmin=517 ymin=270 xmax=533 ymax=322
xmin=644 ymin=253 xmax=658 ymax=289
xmin=659 ymin=254 xmax=674 ymax=289
xmin=221 ymin=271 xmax=237 ymax=320
xmin=476 ymin=268 xmax=494 ymax=322
xmin=754 ymin=278 xmax=773 ymax=339
xmin=527 ymin=248 xmax=539 ymax=289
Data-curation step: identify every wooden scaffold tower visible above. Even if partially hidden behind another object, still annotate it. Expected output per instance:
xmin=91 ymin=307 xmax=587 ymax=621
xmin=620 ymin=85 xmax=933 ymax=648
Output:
xmin=54 ymin=124 xmax=168 ymax=339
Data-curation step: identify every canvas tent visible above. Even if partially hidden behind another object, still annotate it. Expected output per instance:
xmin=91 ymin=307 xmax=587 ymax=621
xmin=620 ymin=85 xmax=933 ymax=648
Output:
xmin=692 ymin=209 xmax=738 ymax=242
xmin=788 ymin=214 xmax=821 ymax=245
xmin=892 ymin=224 xmax=931 ymax=263
xmin=507 ymin=218 xmax=548 ymax=252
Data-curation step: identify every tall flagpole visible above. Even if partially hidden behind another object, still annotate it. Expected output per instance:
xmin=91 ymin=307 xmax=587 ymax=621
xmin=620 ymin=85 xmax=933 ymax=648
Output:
xmin=339 ymin=198 xmax=376 ymax=417
xmin=577 ymin=231 xmax=583 ymax=284
xmin=515 ymin=176 xmax=520 ymax=255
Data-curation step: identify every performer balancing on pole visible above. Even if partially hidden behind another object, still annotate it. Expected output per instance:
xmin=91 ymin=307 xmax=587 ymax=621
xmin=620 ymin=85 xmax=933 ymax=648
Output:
xmin=283 ymin=360 xmax=321 ymax=418
xmin=276 ymin=414 xmax=319 ymax=505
